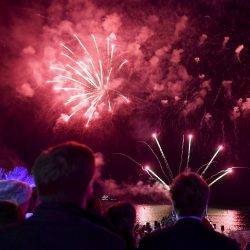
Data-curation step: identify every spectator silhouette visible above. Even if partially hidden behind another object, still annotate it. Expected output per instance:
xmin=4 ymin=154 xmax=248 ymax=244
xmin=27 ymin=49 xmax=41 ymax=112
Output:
xmin=145 ymin=222 xmax=152 ymax=234
xmin=0 ymin=180 xmax=32 ymax=220
xmin=154 ymin=221 xmax=161 ymax=231
xmin=0 ymin=201 xmax=20 ymax=229
xmin=0 ymin=141 xmax=125 ymax=250
xmin=84 ymin=195 xmax=112 ymax=230
xmin=139 ymin=172 xmax=239 ymax=250
xmin=106 ymin=202 xmax=136 ymax=250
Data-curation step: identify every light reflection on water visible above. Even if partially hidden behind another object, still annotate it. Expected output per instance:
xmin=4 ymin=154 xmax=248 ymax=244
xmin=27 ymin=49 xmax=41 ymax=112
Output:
xmin=135 ymin=204 xmax=250 ymax=233
xmin=135 ymin=204 xmax=171 ymax=225
xmin=208 ymin=208 xmax=246 ymax=233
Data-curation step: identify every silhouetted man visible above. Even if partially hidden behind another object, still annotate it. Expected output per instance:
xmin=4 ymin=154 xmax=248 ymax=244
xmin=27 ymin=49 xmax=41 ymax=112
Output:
xmin=0 ymin=141 xmax=125 ymax=250
xmin=0 ymin=180 xmax=32 ymax=220
xmin=139 ymin=172 xmax=239 ymax=250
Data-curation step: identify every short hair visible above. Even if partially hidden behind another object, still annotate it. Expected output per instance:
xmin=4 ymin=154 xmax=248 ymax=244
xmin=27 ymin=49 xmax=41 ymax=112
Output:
xmin=32 ymin=141 xmax=95 ymax=203
xmin=0 ymin=180 xmax=32 ymax=206
xmin=106 ymin=202 xmax=136 ymax=231
xmin=170 ymin=172 xmax=209 ymax=217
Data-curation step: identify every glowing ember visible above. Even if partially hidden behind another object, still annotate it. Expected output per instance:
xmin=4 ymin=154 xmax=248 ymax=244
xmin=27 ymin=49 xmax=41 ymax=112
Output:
xmin=186 ymin=134 xmax=193 ymax=168
xmin=235 ymin=44 xmax=244 ymax=62
xmin=48 ymin=34 xmax=129 ymax=127
xmin=151 ymin=132 xmax=157 ymax=138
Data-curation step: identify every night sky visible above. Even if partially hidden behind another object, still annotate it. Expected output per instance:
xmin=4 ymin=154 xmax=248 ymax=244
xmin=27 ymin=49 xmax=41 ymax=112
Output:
xmin=0 ymin=0 xmax=249 ymax=206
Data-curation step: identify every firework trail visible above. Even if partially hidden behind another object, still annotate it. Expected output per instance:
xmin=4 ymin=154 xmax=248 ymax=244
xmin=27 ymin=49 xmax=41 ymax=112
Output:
xmin=152 ymin=133 xmax=173 ymax=180
xmin=113 ymin=153 xmax=144 ymax=168
xmin=200 ymin=145 xmax=224 ymax=176
xmin=113 ymin=153 xmax=170 ymax=188
xmin=113 ymin=152 xmax=170 ymax=188
xmin=221 ymin=121 xmax=226 ymax=142
xmin=231 ymin=167 xmax=250 ymax=170
xmin=208 ymin=168 xmax=232 ymax=187
xmin=178 ymin=134 xmax=185 ymax=174
xmin=49 ymin=34 xmax=129 ymax=127
xmin=115 ymin=133 xmax=234 ymax=190
xmin=196 ymin=163 xmax=207 ymax=175
xmin=213 ymin=86 xmax=222 ymax=105
xmin=139 ymin=141 xmax=170 ymax=183
xmin=207 ymin=169 xmax=228 ymax=181
xmin=186 ymin=134 xmax=193 ymax=169
xmin=144 ymin=166 xmax=170 ymax=190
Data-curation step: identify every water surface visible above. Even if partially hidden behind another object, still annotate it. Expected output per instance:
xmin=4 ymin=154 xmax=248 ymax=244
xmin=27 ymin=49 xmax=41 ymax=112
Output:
xmin=135 ymin=204 xmax=250 ymax=234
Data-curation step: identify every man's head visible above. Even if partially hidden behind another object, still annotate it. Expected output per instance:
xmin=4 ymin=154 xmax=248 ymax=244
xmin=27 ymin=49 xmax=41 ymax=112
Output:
xmin=0 ymin=180 xmax=32 ymax=218
xmin=32 ymin=141 xmax=95 ymax=206
xmin=106 ymin=202 xmax=136 ymax=232
xmin=170 ymin=172 xmax=209 ymax=218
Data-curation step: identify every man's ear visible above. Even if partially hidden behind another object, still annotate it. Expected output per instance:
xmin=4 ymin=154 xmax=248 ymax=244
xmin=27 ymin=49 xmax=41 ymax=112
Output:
xmin=86 ymin=183 xmax=94 ymax=197
xmin=203 ymin=205 xmax=208 ymax=217
xmin=82 ymin=182 xmax=94 ymax=208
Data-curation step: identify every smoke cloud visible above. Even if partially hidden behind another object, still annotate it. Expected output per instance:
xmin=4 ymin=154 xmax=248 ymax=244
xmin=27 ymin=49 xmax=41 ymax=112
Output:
xmin=100 ymin=179 xmax=170 ymax=204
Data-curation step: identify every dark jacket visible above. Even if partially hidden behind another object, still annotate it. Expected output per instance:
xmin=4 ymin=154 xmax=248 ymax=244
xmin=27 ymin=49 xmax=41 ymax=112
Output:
xmin=138 ymin=218 xmax=239 ymax=250
xmin=0 ymin=202 xmax=125 ymax=250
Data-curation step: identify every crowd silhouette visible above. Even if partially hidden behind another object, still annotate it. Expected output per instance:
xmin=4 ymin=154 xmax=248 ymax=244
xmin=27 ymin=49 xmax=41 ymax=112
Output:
xmin=0 ymin=141 xmax=245 ymax=249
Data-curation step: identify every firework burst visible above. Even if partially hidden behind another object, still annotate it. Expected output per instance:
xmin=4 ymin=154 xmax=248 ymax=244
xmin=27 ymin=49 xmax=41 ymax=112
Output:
xmin=48 ymin=34 xmax=130 ymax=127
xmin=115 ymin=132 xmax=232 ymax=188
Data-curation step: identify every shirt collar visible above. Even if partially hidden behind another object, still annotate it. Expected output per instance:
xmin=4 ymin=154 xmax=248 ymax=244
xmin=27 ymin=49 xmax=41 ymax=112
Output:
xmin=177 ymin=215 xmax=202 ymax=222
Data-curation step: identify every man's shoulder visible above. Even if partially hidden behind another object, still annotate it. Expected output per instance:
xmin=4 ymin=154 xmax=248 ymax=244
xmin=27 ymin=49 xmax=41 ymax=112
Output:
xmin=0 ymin=224 xmax=23 ymax=249
xmin=209 ymin=230 xmax=239 ymax=249
xmin=80 ymin=218 xmax=126 ymax=248
xmin=0 ymin=218 xmax=125 ymax=250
